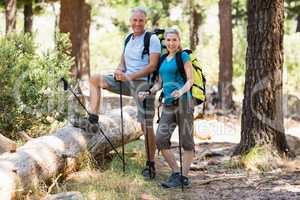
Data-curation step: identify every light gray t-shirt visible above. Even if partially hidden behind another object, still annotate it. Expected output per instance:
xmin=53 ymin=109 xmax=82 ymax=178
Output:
xmin=124 ymin=31 xmax=161 ymax=80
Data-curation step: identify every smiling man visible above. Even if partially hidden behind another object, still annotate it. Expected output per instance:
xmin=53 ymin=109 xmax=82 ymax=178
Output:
xmin=73 ymin=7 xmax=161 ymax=179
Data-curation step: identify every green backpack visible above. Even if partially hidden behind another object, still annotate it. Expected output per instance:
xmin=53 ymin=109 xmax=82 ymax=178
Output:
xmin=175 ymin=49 xmax=206 ymax=105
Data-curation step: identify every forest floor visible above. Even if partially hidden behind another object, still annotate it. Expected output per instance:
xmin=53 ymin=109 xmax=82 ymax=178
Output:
xmin=48 ymin=113 xmax=300 ymax=200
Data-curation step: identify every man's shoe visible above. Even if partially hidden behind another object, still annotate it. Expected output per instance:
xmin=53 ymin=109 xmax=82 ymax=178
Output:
xmin=141 ymin=161 xmax=156 ymax=179
xmin=71 ymin=114 xmax=99 ymax=133
xmin=161 ymin=172 xmax=191 ymax=188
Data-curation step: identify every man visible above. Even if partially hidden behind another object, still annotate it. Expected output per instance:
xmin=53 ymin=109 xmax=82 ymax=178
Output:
xmin=74 ymin=7 xmax=161 ymax=179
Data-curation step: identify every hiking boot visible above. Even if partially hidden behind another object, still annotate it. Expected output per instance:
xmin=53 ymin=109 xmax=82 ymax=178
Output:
xmin=71 ymin=114 xmax=99 ymax=133
xmin=161 ymin=172 xmax=191 ymax=188
xmin=141 ymin=161 xmax=156 ymax=179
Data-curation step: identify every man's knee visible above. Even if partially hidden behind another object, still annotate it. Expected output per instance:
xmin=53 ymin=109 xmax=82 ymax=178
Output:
xmin=90 ymin=74 xmax=108 ymax=88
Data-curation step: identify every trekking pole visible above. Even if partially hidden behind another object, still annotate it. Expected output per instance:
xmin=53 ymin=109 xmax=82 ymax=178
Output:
xmin=60 ymin=78 xmax=124 ymax=162
xmin=143 ymin=97 xmax=152 ymax=178
xmin=177 ymin=99 xmax=184 ymax=191
xmin=119 ymin=80 xmax=126 ymax=173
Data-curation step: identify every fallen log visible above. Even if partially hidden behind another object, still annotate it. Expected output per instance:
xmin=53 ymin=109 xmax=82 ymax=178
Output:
xmin=0 ymin=106 xmax=143 ymax=200
xmin=0 ymin=133 xmax=17 ymax=154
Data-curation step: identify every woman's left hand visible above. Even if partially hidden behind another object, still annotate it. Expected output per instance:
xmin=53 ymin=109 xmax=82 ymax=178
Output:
xmin=171 ymin=89 xmax=184 ymax=99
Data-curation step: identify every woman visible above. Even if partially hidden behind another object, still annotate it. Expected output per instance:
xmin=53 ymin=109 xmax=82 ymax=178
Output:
xmin=139 ymin=28 xmax=194 ymax=188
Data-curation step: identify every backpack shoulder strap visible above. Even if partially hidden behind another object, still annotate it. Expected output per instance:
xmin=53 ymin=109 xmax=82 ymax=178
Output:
xmin=175 ymin=51 xmax=187 ymax=81
xmin=158 ymin=53 xmax=168 ymax=66
xmin=142 ymin=31 xmax=152 ymax=58
xmin=151 ymin=53 xmax=168 ymax=83
xmin=124 ymin=33 xmax=133 ymax=48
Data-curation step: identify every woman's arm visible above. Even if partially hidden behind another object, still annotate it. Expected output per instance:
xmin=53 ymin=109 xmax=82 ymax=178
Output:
xmin=138 ymin=76 xmax=162 ymax=100
xmin=172 ymin=60 xmax=193 ymax=99
xmin=149 ymin=76 xmax=162 ymax=94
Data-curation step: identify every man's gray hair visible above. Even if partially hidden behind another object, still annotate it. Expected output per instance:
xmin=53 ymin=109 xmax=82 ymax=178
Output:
xmin=131 ymin=7 xmax=147 ymax=17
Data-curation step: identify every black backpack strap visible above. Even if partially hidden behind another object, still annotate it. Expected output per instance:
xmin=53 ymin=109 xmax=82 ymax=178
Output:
xmin=175 ymin=51 xmax=187 ymax=82
xmin=151 ymin=53 xmax=168 ymax=83
xmin=142 ymin=32 xmax=152 ymax=59
xmin=124 ymin=33 xmax=133 ymax=49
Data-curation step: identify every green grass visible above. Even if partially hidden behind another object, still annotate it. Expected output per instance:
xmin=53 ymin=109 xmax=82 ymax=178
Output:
xmin=239 ymin=146 xmax=281 ymax=172
xmin=56 ymin=140 xmax=171 ymax=200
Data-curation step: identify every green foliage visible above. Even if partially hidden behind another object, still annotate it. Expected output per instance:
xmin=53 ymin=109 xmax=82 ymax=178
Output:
xmin=0 ymin=33 xmax=73 ymax=139
xmin=232 ymin=0 xmax=247 ymax=26
xmin=285 ymin=0 xmax=300 ymax=19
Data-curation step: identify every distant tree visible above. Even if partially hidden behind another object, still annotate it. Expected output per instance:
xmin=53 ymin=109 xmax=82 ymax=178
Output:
xmin=4 ymin=0 xmax=17 ymax=34
xmin=297 ymin=15 xmax=300 ymax=32
xmin=187 ymin=0 xmax=205 ymax=51
xmin=218 ymin=0 xmax=233 ymax=110
xmin=285 ymin=0 xmax=300 ymax=32
xmin=23 ymin=1 xmax=33 ymax=34
xmin=234 ymin=0 xmax=293 ymax=157
xmin=59 ymin=0 xmax=91 ymax=79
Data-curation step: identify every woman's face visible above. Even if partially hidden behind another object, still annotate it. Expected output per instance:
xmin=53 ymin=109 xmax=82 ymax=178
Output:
xmin=165 ymin=33 xmax=180 ymax=54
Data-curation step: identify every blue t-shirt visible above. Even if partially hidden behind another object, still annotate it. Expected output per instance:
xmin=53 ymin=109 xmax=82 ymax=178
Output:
xmin=124 ymin=31 xmax=161 ymax=80
xmin=159 ymin=52 xmax=191 ymax=105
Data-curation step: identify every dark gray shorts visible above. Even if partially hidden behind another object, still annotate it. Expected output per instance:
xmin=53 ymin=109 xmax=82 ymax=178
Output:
xmin=156 ymin=100 xmax=195 ymax=151
xmin=103 ymin=75 xmax=155 ymax=126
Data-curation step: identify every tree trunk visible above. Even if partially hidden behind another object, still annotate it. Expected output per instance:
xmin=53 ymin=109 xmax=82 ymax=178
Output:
xmin=59 ymin=0 xmax=91 ymax=79
xmin=234 ymin=0 xmax=293 ymax=157
xmin=188 ymin=0 xmax=203 ymax=51
xmin=218 ymin=0 xmax=233 ymax=110
xmin=4 ymin=0 xmax=17 ymax=34
xmin=24 ymin=2 xmax=33 ymax=34
xmin=78 ymin=3 xmax=91 ymax=79
xmin=296 ymin=15 xmax=300 ymax=32
xmin=0 ymin=106 xmax=143 ymax=200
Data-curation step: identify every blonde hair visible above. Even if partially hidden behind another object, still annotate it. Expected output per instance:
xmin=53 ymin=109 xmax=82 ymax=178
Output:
xmin=164 ymin=28 xmax=182 ymax=51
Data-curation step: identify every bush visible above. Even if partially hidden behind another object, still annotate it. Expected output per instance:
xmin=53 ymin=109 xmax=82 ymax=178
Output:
xmin=0 ymin=33 xmax=73 ymax=139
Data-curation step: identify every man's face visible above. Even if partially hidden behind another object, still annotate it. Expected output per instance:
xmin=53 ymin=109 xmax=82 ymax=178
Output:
xmin=130 ymin=12 xmax=147 ymax=35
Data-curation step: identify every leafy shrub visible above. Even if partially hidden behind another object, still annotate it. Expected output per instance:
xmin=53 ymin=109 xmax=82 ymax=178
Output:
xmin=0 ymin=33 xmax=73 ymax=139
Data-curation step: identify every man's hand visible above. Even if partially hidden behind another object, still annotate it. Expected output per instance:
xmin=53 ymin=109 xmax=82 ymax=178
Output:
xmin=114 ymin=69 xmax=127 ymax=81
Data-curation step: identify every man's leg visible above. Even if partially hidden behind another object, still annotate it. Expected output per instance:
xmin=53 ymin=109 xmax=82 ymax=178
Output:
xmin=89 ymin=74 xmax=109 ymax=115
xmin=134 ymin=81 xmax=157 ymax=179
xmin=141 ymin=125 xmax=156 ymax=161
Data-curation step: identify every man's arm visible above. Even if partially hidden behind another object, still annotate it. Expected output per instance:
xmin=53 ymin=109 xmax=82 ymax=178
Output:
xmin=126 ymin=52 xmax=160 ymax=80
xmin=114 ymin=54 xmax=126 ymax=80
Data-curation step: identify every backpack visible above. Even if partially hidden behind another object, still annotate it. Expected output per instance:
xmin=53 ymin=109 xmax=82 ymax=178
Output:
xmin=175 ymin=49 xmax=206 ymax=105
xmin=153 ymin=49 xmax=206 ymax=106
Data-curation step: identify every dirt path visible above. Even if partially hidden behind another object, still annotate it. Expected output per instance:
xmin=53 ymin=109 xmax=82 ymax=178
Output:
xmin=153 ymin=142 xmax=300 ymax=200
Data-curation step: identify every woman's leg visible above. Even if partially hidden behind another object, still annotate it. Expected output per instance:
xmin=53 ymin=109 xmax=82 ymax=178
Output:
xmin=161 ymin=149 xmax=180 ymax=173
xmin=182 ymin=150 xmax=194 ymax=176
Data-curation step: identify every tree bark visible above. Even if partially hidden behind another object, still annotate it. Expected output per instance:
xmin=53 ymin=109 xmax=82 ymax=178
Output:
xmin=218 ymin=0 xmax=233 ymax=110
xmin=24 ymin=2 xmax=33 ymax=34
xmin=59 ymin=0 xmax=91 ymax=79
xmin=0 ymin=106 xmax=143 ymax=200
xmin=4 ymin=0 xmax=17 ymax=34
xmin=234 ymin=0 xmax=293 ymax=157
